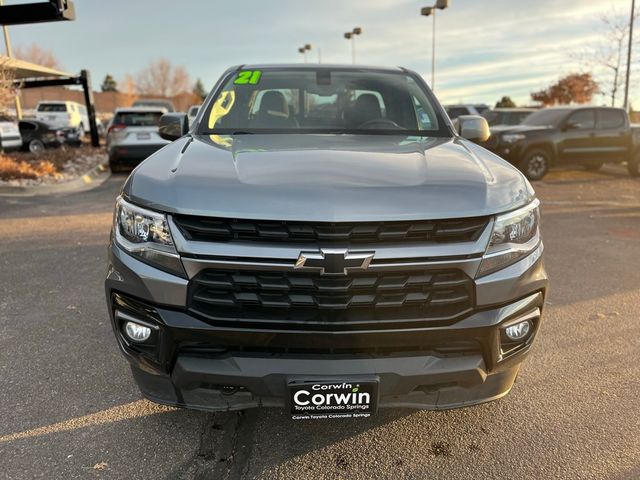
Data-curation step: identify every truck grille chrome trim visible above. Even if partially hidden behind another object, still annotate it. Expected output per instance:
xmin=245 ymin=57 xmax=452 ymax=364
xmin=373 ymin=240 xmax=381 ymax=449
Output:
xmin=173 ymin=215 xmax=490 ymax=244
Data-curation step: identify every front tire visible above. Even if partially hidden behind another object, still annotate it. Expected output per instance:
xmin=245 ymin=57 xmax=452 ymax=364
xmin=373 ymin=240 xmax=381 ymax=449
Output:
xmin=628 ymin=151 xmax=640 ymax=177
xmin=520 ymin=149 xmax=550 ymax=181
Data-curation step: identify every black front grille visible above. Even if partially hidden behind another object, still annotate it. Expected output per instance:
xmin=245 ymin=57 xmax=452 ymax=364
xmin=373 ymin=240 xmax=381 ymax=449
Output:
xmin=173 ymin=215 xmax=489 ymax=244
xmin=187 ymin=268 xmax=474 ymax=330
xmin=178 ymin=341 xmax=481 ymax=357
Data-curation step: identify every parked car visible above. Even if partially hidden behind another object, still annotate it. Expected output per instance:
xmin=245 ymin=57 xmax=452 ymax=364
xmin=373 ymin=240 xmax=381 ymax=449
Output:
xmin=483 ymin=106 xmax=640 ymax=180
xmin=0 ymin=116 xmax=22 ymax=151
xmin=444 ymin=104 xmax=481 ymax=120
xmin=18 ymin=120 xmax=62 ymax=153
xmin=106 ymin=107 xmax=170 ymax=171
xmin=187 ymin=104 xmax=201 ymax=125
xmin=482 ymin=108 xmax=536 ymax=127
xmin=105 ymin=64 xmax=547 ymax=418
xmin=57 ymin=125 xmax=83 ymax=147
xmin=473 ymin=104 xmax=490 ymax=115
xmin=132 ymin=99 xmax=175 ymax=112
xmin=35 ymin=101 xmax=89 ymax=135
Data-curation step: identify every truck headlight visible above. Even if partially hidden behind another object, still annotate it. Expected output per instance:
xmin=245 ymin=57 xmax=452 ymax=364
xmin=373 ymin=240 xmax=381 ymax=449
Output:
xmin=477 ymin=199 xmax=541 ymax=276
xmin=502 ymin=133 xmax=526 ymax=144
xmin=113 ymin=196 xmax=185 ymax=277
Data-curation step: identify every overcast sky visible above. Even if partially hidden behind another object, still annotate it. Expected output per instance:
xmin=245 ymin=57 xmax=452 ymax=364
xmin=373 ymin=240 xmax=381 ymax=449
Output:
xmin=4 ymin=0 xmax=637 ymax=107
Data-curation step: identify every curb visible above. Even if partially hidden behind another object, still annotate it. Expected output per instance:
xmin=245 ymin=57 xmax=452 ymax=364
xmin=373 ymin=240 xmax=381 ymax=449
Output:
xmin=0 ymin=160 xmax=112 ymax=197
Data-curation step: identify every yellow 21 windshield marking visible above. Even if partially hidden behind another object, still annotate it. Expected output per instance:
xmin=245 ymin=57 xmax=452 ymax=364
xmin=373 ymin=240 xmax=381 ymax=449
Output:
xmin=234 ymin=70 xmax=262 ymax=85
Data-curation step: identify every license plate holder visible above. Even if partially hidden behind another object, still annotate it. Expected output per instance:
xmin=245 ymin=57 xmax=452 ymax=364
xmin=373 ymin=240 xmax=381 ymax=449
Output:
xmin=137 ymin=132 xmax=151 ymax=140
xmin=288 ymin=377 xmax=378 ymax=420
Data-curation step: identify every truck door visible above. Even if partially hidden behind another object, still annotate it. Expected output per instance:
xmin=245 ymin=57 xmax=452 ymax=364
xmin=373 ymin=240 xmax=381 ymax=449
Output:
xmin=593 ymin=108 xmax=632 ymax=164
xmin=558 ymin=109 xmax=597 ymax=164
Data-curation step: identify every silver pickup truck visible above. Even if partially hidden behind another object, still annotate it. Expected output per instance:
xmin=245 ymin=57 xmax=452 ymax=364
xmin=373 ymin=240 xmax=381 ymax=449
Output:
xmin=105 ymin=64 xmax=547 ymax=420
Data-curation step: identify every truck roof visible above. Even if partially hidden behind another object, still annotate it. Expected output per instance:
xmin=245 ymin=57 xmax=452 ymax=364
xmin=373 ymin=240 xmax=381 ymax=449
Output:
xmin=234 ymin=63 xmax=406 ymax=73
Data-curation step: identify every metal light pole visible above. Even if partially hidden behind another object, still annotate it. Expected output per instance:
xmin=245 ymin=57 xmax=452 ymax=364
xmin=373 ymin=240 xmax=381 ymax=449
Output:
xmin=623 ymin=0 xmax=635 ymax=112
xmin=421 ymin=0 xmax=449 ymax=92
xmin=344 ymin=27 xmax=362 ymax=64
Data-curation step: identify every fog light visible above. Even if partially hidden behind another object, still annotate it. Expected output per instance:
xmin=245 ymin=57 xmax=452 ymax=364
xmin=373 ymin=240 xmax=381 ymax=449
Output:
xmin=124 ymin=321 xmax=151 ymax=342
xmin=504 ymin=320 xmax=531 ymax=341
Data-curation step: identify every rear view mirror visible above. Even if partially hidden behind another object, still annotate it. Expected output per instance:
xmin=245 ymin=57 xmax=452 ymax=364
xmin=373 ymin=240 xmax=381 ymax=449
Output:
xmin=159 ymin=113 xmax=189 ymax=141
xmin=457 ymin=115 xmax=490 ymax=142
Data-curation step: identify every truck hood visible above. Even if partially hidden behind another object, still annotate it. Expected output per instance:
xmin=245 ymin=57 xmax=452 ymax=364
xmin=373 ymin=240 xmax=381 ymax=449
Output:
xmin=125 ymin=134 xmax=534 ymax=222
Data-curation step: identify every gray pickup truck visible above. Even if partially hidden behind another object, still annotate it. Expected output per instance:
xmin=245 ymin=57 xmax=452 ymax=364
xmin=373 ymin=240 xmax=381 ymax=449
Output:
xmin=483 ymin=106 xmax=640 ymax=180
xmin=105 ymin=64 xmax=547 ymax=419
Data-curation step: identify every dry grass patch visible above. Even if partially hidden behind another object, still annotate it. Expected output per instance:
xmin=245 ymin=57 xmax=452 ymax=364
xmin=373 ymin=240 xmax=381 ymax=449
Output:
xmin=0 ymin=155 xmax=61 ymax=181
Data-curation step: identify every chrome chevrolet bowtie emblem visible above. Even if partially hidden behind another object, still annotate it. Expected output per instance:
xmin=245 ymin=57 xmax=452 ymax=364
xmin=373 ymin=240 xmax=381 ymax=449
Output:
xmin=294 ymin=249 xmax=374 ymax=275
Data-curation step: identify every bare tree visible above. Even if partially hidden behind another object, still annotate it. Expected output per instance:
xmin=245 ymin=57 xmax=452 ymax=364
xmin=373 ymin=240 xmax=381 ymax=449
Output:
xmin=0 ymin=58 xmax=16 ymax=111
xmin=120 ymin=74 xmax=137 ymax=107
xmin=136 ymin=59 xmax=190 ymax=97
xmin=14 ymin=44 xmax=62 ymax=70
xmin=572 ymin=10 xmax=637 ymax=107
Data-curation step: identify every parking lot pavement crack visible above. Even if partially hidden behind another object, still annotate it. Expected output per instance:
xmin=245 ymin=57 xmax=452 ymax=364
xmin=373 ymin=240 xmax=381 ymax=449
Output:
xmin=177 ymin=410 xmax=257 ymax=480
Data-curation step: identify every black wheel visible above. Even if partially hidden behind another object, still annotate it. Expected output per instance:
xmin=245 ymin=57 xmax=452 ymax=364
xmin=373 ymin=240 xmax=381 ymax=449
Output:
xmin=28 ymin=139 xmax=45 ymax=154
xmin=584 ymin=162 xmax=603 ymax=171
xmin=628 ymin=151 xmax=640 ymax=177
xmin=520 ymin=149 xmax=550 ymax=181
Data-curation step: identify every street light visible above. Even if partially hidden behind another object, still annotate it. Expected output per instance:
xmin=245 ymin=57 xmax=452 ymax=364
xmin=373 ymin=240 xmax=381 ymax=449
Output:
xmin=623 ymin=0 xmax=635 ymax=111
xmin=344 ymin=27 xmax=362 ymax=64
xmin=298 ymin=44 xmax=312 ymax=63
xmin=421 ymin=0 xmax=449 ymax=91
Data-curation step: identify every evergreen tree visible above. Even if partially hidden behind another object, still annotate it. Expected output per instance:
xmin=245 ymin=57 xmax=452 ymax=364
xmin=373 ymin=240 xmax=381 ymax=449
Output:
xmin=193 ymin=78 xmax=207 ymax=101
xmin=101 ymin=74 xmax=118 ymax=92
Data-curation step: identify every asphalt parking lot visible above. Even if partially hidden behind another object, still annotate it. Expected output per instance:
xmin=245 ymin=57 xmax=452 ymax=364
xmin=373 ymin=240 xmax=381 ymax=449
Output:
xmin=1 ymin=165 xmax=639 ymax=480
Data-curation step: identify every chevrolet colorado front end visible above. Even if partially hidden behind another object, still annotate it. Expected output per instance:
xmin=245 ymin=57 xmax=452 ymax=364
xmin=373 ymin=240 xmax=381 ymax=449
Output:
xmin=105 ymin=65 xmax=547 ymax=419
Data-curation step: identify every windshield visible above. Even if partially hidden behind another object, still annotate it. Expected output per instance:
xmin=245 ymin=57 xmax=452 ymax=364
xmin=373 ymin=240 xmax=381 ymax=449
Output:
xmin=522 ymin=109 xmax=569 ymax=127
xmin=199 ymin=68 xmax=447 ymax=135
xmin=38 ymin=104 xmax=67 ymax=112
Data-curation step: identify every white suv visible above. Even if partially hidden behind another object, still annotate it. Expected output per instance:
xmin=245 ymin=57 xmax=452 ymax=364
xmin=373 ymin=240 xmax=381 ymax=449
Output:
xmin=106 ymin=107 xmax=169 ymax=172
xmin=35 ymin=101 xmax=89 ymax=135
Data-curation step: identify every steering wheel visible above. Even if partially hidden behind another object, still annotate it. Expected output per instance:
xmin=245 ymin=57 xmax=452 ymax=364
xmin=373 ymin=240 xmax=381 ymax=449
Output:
xmin=357 ymin=118 xmax=403 ymax=129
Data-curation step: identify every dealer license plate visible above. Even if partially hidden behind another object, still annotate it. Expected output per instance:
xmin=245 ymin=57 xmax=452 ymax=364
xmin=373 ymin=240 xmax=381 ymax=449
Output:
xmin=289 ymin=379 xmax=378 ymax=420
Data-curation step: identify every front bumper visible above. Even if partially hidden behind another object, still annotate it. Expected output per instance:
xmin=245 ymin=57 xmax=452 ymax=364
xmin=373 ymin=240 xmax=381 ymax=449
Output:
xmin=483 ymin=141 xmax=527 ymax=166
xmin=1 ymin=136 xmax=22 ymax=149
xmin=105 ymin=240 xmax=548 ymax=411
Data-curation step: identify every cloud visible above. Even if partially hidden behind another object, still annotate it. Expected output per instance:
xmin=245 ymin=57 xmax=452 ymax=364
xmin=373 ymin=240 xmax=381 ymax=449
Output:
xmin=9 ymin=0 xmax=637 ymax=107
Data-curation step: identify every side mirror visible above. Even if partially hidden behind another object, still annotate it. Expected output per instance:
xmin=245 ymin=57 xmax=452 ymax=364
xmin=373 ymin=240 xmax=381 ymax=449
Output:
xmin=563 ymin=121 xmax=579 ymax=131
xmin=457 ymin=115 xmax=490 ymax=142
xmin=158 ymin=113 xmax=189 ymax=141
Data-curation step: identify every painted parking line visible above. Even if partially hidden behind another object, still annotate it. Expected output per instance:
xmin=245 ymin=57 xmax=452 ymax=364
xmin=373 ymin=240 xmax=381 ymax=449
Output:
xmin=0 ymin=400 xmax=175 ymax=444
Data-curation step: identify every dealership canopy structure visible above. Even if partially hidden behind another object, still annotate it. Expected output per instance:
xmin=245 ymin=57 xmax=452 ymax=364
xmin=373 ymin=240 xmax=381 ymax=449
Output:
xmin=0 ymin=55 xmax=72 ymax=79
xmin=0 ymin=0 xmax=100 ymax=147
xmin=0 ymin=0 xmax=75 ymax=26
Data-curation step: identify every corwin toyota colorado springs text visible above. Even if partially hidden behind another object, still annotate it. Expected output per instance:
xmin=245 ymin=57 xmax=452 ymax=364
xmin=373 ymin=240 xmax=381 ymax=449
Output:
xmin=105 ymin=64 xmax=547 ymax=419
